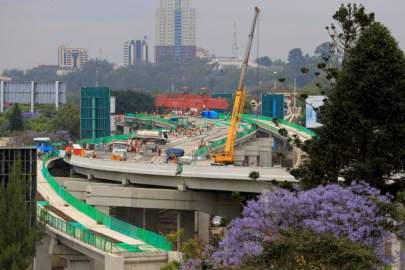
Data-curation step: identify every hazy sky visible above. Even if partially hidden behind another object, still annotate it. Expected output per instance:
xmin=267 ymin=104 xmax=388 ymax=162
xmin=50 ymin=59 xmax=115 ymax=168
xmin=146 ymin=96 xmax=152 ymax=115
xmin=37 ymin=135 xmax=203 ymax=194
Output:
xmin=1 ymin=0 xmax=404 ymax=72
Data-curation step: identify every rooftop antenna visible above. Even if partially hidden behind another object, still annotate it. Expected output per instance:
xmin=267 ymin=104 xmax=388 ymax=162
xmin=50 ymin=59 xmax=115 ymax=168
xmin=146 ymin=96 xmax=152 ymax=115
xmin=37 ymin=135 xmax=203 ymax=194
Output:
xmin=232 ymin=22 xmax=239 ymax=59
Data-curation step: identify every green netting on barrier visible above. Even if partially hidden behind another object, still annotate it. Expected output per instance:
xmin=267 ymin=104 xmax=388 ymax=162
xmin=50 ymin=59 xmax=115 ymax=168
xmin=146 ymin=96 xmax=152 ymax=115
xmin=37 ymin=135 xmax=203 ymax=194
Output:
xmin=125 ymin=113 xmax=176 ymax=129
xmin=242 ymin=114 xmax=316 ymax=137
xmin=37 ymin=203 xmax=115 ymax=253
xmin=41 ymin=152 xmax=172 ymax=251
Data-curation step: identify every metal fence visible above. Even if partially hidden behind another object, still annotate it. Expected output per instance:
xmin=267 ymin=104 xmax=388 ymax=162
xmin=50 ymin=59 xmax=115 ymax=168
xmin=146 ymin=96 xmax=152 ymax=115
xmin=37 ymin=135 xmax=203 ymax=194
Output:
xmin=41 ymin=151 xmax=172 ymax=251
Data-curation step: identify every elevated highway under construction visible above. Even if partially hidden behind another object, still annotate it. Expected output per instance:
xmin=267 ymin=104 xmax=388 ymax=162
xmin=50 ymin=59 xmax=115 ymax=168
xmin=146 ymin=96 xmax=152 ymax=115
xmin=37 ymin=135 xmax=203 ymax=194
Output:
xmin=36 ymin=111 xmax=315 ymax=270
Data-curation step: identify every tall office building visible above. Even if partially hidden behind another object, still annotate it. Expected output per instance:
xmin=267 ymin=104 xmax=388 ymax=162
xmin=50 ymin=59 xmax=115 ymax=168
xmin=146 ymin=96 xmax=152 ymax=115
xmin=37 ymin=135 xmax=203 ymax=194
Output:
xmin=155 ymin=0 xmax=196 ymax=63
xmin=58 ymin=45 xmax=88 ymax=69
xmin=123 ymin=37 xmax=149 ymax=66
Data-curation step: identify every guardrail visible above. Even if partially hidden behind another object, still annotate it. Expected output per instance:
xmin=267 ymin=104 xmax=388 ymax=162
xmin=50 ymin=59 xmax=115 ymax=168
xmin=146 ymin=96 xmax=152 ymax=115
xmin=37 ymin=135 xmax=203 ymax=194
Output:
xmin=41 ymin=151 xmax=172 ymax=251
xmin=37 ymin=203 xmax=118 ymax=253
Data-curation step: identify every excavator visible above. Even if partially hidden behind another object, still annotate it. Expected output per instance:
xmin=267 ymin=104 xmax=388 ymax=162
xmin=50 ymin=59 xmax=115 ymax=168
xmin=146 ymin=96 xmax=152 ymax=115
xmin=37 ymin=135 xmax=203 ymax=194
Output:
xmin=211 ymin=7 xmax=260 ymax=165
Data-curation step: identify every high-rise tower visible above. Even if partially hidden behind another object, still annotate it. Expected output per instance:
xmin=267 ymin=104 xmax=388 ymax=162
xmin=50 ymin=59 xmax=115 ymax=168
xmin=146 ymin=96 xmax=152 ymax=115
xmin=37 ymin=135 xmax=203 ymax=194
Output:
xmin=123 ymin=37 xmax=149 ymax=66
xmin=155 ymin=0 xmax=196 ymax=63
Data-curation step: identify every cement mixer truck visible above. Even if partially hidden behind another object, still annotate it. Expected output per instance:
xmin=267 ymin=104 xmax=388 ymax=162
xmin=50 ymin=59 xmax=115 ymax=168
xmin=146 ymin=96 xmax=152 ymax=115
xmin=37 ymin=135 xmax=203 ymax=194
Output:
xmin=134 ymin=129 xmax=169 ymax=145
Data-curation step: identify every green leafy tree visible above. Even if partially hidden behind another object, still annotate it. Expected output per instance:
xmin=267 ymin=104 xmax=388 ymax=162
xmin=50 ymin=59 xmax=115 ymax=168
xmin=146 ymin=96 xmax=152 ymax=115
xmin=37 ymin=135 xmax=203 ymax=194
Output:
xmin=0 ymin=160 xmax=42 ymax=269
xmin=294 ymin=22 xmax=405 ymax=189
xmin=113 ymin=90 xmax=155 ymax=114
xmin=240 ymin=229 xmax=380 ymax=270
xmin=52 ymin=103 xmax=80 ymax=139
xmin=7 ymin=104 xmax=23 ymax=131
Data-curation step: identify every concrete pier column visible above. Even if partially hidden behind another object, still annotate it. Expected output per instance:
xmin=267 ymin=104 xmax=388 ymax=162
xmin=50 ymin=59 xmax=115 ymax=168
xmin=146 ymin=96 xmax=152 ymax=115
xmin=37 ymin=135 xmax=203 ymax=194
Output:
xmin=105 ymin=254 xmax=124 ymax=270
xmin=90 ymin=259 xmax=104 ymax=270
xmin=196 ymin=211 xmax=210 ymax=243
xmin=68 ymin=259 xmax=91 ymax=270
xmin=176 ymin=211 xmax=181 ymax=251
xmin=34 ymin=235 xmax=53 ymax=270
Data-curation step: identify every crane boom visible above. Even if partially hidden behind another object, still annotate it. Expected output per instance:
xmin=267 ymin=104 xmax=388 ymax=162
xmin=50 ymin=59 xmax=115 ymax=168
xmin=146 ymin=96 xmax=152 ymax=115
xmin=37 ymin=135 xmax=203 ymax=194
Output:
xmin=212 ymin=7 xmax=260 ymax=165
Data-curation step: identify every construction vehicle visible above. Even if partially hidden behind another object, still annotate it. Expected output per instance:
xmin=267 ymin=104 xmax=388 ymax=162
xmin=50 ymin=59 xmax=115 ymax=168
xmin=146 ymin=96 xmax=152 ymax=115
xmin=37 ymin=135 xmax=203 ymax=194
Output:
xmin=111 ymin=141 xmax=128 ymax=161
xmin=135 ymin=129 xmax=169 ymax=145
xmin=211 ymin=7 xmax=260 ymax=165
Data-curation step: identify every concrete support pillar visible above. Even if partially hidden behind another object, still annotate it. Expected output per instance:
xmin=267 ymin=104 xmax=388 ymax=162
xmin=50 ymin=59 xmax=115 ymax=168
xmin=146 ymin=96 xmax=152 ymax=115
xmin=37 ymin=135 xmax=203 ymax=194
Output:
xmin=55 ymin=81 xmax=59 ymax=110
xmin=196 ymin=211 xmax=210 ymax=243
xmin=96 ymin=206 xmax=110 ymax=215
xmin=181 ymin=211 xmax=195 ymax=241
xmin=176 ymin=211 xmax=181 ymax=251
xmin=104 ymin=254 xmax=124 ymax=270
xmin=142 ymin=208 xmax=146 ymax=228
xmin=123 ymin=126 xmax=130 ymax=135
xmin=30 ymin=81 xmax=35 ymax=113
xmin=68 ymin=259 xmax=91 ymax=270
xmin=34 ymin=235 xmax=53 ymax=270
xmin=0 ymin=80 xmax=4 ymax=113
xmin=90 ymin=259 xmax=104 ymax=270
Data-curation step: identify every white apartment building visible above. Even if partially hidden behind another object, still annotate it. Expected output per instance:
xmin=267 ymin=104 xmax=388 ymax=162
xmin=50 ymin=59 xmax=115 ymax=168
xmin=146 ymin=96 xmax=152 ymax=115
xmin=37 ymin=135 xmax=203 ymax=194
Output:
xmin=58 ymin=45 xmax=88 ymax=69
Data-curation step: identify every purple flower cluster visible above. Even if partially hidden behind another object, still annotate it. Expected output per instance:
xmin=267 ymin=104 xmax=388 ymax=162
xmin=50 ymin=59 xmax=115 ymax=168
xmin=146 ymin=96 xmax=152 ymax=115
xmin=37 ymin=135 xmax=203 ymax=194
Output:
xmin=213 ymin=182 xmax=390 ymax=266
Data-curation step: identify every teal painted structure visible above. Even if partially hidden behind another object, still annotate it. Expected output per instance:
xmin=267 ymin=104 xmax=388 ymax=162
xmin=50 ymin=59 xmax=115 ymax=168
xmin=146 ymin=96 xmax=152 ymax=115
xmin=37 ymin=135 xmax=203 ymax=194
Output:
xmin=262 ymin=94 xmax=284 ymax=119
xmin=80 ymin=87 xmax=111 ymax=139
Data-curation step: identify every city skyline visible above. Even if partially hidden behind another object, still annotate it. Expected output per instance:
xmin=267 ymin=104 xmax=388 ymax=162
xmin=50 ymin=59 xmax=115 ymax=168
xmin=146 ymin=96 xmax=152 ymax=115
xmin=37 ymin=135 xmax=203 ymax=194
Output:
xmin=1 ymin=0 xmax=405 ymax=71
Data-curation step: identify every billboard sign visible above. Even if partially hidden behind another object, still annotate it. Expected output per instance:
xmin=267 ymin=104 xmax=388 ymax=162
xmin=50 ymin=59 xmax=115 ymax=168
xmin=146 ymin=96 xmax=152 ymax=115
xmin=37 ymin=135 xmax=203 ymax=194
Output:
xmin=306 ymin=95 xmax=326 ymax=128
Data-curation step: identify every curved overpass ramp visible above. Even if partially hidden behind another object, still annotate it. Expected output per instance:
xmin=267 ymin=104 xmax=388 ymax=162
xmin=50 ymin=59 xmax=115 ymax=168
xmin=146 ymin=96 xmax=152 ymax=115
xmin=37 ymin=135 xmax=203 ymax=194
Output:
xmin=36 ymin=152 xmax=175 ymax=269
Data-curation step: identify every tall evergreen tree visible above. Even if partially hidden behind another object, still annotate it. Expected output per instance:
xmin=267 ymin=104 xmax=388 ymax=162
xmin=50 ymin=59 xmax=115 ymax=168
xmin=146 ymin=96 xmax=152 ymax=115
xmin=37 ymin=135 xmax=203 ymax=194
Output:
xmin=8 ymin=104 xmax=23 ymax=131
xmin=295 ymin=22 xmax=405 ymax=189
xmin=0 ymin=160 xmax=42 ymax=269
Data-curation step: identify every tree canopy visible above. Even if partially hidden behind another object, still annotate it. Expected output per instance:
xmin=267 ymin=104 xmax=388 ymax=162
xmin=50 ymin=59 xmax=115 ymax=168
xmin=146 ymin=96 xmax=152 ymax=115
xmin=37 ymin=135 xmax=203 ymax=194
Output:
xmin=7 ymin=104 xmax=23 ymax=131
xmin=295 ymin=22 xmax=405 ymax=189
xmin=0 ymin=160 xmax=42 ymax=269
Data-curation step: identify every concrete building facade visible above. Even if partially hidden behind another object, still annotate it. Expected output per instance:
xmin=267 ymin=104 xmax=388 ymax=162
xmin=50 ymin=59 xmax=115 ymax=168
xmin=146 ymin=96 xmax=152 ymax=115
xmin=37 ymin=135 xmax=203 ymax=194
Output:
xmin=155 ymin=0 xmax=196 ymax=63
xmin=123 ymin=37 xmax=149 ymax=66
xmin=58 ymin=45 xmax=88 ymax=69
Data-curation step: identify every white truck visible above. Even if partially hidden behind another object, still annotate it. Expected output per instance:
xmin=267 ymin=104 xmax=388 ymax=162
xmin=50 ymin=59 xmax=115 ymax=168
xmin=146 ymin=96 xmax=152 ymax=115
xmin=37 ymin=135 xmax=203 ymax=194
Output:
xmin=135 ymin=129 xmax=169 ymax=145
xmin=111 ymin=141 xmax=128 ymax=161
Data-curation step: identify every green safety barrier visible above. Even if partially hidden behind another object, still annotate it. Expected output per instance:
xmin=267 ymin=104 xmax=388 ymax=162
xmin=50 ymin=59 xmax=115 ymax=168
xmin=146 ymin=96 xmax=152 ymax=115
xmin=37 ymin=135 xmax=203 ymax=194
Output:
xmin=41 ymin=152 xmax=173 ymax=251
xmin=242 ymin=114 xmax=316 ymax=138
xmin=125 ymin=113 xmax=176 ymax=129
xmin=37 ymin=203 xmax=115 ymax=253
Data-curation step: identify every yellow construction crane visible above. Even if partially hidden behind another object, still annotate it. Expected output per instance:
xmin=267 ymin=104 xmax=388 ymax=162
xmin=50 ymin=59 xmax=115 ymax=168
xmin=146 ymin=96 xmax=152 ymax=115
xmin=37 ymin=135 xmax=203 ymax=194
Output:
xmin=212 ymin=7 xmax=260 ymax=165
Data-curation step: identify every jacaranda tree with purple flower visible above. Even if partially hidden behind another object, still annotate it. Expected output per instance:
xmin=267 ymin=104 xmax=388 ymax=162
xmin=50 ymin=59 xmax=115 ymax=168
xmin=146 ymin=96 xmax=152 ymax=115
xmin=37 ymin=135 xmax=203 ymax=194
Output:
xmin=210 ymin=182 xmax=391 ymax=267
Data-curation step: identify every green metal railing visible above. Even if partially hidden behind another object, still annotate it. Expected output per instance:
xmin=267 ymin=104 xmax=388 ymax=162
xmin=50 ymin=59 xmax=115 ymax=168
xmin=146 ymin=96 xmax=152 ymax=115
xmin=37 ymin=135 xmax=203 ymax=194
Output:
xmin=41 ymin=152 xmax=172 ymax=251
xmin=37 ymin=203 xmax=117 ymax=253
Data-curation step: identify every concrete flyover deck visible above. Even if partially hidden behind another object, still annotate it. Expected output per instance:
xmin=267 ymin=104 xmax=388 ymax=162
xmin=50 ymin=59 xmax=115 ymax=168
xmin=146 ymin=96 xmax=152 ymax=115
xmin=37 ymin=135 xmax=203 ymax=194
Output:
xmin=55 ymin=177 xmax=241 ymax=217
xmin=38 ymin=159 xmax=161 ymax=252
xmin=36 ymin=157 xmax=180 ymax=270
xmin=68 ymin=155 xmax=296 ymax=193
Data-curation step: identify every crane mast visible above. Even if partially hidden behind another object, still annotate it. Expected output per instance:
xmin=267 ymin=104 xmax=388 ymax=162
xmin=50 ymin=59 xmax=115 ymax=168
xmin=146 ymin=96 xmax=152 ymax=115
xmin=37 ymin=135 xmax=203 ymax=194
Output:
xmin=212 ymin=7 xmax=260 ymax=164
